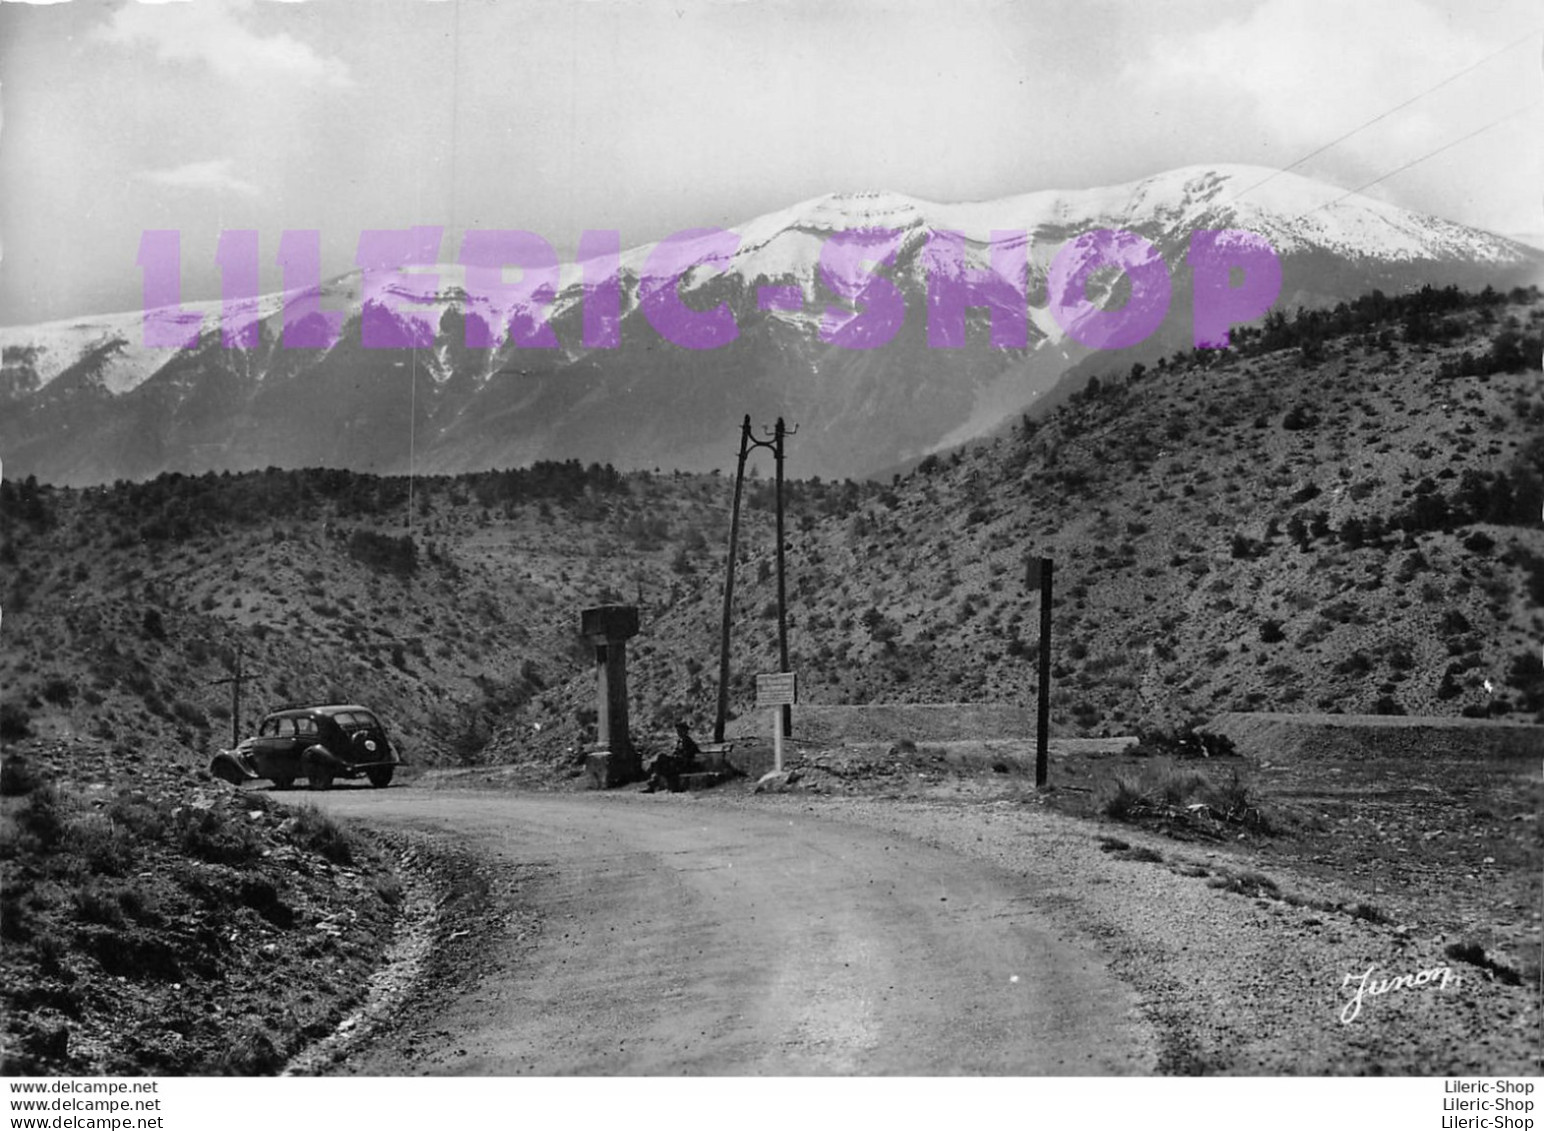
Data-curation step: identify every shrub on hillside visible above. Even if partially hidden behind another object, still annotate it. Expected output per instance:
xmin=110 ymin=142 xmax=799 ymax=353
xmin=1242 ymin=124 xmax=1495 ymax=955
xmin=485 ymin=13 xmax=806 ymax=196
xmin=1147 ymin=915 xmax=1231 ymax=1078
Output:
xmin=175 ymin=806 xmax=260 ymax=867
xmin=346 ymin=530 xmax=418 ymax=577
xmin=1506 ymin=650 xmax=1544 ymax=713
xmin=1282 ymin=403 xmax=1320 ymax=430
xmin=0 ymin=702 xmax=32 ymax=742
xmin=0 ymin=756 xmax=41 ymax=796
xmin=1131 ymin=723 xmax=1238 ymax=760
xmin=288 ymin=805 xmax=354 ymax=866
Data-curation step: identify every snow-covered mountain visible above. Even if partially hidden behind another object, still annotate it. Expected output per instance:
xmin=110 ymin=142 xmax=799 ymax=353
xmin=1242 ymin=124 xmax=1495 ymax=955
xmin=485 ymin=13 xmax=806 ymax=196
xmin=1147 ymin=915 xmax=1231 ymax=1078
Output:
xmin=3 ymin=165 xmax=1539 ymax=485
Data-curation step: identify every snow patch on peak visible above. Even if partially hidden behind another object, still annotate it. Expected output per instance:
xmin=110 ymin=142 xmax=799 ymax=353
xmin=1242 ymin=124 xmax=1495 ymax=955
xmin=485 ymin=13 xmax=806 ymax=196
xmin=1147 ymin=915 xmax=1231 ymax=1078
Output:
xmin=795 ymin=190 xmax=929 ymax=233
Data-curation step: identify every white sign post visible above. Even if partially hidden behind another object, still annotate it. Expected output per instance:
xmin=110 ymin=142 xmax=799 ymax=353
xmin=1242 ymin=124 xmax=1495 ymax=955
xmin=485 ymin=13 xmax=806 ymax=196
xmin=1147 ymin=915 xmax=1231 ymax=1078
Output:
xmin=755 ymin=672 xmax=798 ymax=772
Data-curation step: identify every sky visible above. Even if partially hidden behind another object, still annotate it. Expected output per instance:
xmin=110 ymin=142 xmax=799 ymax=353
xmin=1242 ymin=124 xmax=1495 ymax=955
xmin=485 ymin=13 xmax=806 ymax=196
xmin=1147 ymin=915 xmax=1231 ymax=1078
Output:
xmin=0 ymin=0 xmax=1540 ymax=326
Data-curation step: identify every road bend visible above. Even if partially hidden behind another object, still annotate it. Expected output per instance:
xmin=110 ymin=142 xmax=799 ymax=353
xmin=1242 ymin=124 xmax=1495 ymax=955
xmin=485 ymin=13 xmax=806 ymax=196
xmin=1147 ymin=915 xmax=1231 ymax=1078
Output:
xmin=296 ymin=788 xmax=1156 ymax=1075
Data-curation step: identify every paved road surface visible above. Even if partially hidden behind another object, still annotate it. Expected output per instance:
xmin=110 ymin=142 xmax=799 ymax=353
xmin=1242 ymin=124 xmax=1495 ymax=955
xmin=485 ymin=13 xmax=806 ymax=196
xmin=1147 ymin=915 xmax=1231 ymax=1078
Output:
xmin=299 ymin=788 xmax=1157 ymax=1075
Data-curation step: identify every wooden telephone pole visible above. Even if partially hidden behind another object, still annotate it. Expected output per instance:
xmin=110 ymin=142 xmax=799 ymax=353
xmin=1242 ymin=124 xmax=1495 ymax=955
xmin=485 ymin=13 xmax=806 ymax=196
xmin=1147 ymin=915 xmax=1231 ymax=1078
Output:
xmin=714 ymin=417 xmax=752 ymax=743
xmin=207 ymin=643 xmax=249 ymax=748
xmin=714 ymin=416 xmax=796 ymax=743
xmin=1025 ymin=557 xmax=1054 ymax=787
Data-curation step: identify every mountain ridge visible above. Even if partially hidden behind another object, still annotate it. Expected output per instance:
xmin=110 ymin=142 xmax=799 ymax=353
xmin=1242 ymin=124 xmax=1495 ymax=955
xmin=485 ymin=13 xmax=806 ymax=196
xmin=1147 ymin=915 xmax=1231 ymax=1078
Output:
xmin=4 ymin=165 xmax=1540 ymax=486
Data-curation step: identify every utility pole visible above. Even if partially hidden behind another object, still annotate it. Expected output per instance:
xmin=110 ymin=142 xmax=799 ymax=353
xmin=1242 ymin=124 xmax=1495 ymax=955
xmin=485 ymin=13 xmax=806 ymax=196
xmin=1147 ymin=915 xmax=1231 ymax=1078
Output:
xmin=1025 ymin=556 xmax=1054 ymax=788
xmin=208 ymin=643 xmax=249 ymax=748
xmin=714 ymin=416 xmax=752 ymax=744
xmin=407 ymin=344 xmax=418 ymax=533
xmin=713 ymin=415 xmax=797 ymax=742
xmin=772 ymin=417 xmax=791 ymax=738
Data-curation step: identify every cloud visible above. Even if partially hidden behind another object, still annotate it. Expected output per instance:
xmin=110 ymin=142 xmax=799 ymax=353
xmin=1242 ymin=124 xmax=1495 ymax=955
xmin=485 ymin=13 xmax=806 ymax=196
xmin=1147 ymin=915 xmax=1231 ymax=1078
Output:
xmin=94 ymin=0 xmax=352 ymax=89
xmin=137 ymin=158 xmax=261 ymax=198
xmin=1120 ymin=1 xmax=1497 ymax=161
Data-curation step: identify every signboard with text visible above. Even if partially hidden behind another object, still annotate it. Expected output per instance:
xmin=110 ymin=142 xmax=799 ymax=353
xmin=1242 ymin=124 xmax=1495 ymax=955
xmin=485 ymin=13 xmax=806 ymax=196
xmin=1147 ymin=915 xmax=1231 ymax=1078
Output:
xmin=756 ymin=672 xmax=797 ymax=708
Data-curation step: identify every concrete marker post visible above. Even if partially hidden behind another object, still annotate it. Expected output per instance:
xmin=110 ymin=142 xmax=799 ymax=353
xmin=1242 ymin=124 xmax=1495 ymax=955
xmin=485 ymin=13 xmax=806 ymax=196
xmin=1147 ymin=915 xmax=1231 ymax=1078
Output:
xmin=773 ymin=704 xmax=784 ymax=773
xmin=756 ymin=672 xmax=797 ymax=775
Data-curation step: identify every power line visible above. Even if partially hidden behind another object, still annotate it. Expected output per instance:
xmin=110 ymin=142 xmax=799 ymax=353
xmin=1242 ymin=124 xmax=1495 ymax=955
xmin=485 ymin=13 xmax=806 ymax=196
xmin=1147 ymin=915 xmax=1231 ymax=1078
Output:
xmin=1290 ymin=99 xmax=1543 ymax=222
xmin=1229 ymin=27 xmax=1543 ymax=205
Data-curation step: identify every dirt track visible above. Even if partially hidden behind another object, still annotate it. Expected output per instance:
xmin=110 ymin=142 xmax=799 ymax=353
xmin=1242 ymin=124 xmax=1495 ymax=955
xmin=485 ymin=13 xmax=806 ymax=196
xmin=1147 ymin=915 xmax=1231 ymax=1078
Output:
xmin=288 ymin=789 xmax=1156 ymax=1075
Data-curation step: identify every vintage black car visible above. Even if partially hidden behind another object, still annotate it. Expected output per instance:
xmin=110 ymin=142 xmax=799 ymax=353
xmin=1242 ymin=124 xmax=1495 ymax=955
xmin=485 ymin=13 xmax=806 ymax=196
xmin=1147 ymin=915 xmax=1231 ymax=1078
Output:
xmin=209 ymin=704 xmax=398 ymax=790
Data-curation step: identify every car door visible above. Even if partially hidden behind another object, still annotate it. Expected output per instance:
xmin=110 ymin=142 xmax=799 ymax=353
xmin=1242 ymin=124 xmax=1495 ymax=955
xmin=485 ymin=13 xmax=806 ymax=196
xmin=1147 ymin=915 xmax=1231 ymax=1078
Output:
xmin=249 ymin=716 xmax=301 ymax=778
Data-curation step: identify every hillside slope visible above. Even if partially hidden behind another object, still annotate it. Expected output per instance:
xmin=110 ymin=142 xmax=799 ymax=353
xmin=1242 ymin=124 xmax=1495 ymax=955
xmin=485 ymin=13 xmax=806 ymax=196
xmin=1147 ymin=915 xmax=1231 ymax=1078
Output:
xmin=0 ymin=464 xmax=840 ymax=765
xmin=3 ymin=285 xmax=1540 ymax=772
xmin=500 ymin=285 xmax=1544 ymax=760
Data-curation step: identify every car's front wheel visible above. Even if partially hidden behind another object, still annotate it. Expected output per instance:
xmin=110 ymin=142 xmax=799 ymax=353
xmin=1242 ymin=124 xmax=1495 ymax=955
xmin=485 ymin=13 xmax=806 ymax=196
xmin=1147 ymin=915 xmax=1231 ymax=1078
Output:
xmin=366 ymin=766 xmax=394 ymax=789
xmin=270 ymin=776 xmax=295 ymax=791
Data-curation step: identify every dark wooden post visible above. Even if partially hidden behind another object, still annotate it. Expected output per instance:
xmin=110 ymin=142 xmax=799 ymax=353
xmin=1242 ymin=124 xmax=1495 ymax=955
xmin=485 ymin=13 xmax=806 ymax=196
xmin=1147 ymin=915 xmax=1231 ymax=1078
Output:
xmin=773 ymin=418 xmax=791 ymax=738
xmin=714 ymin=416 xmax=752 ymax=744
xmin=1026 ymin=557 xmax=1053 ymax=788
xmin=209 ymin=643 xmax=248 ymax=748
xmin=232 ymin=645 xmax=243 ymax=748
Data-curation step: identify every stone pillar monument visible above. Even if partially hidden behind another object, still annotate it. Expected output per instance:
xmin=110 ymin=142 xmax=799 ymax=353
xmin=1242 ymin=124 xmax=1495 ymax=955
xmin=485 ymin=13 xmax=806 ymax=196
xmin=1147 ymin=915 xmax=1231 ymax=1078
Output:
xmin=580 ymin=604 xmax=641 ymax=788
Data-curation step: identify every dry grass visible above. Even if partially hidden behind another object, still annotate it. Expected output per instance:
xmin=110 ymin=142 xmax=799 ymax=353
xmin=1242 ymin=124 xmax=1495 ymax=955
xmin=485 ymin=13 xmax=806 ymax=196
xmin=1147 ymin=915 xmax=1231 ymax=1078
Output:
xmin=1100 ymin=759 xmax=1275 ymax=836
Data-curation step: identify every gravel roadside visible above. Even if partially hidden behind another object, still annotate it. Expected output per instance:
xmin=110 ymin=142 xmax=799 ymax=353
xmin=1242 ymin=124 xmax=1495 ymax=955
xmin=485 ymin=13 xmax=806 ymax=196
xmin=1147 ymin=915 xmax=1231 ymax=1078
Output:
xmin=718 ymin=790 xmax=1540 ymax=1075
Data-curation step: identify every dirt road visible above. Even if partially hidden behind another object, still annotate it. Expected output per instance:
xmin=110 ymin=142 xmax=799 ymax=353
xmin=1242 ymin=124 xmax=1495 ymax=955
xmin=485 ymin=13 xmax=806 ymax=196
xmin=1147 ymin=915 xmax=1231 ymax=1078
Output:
xmin=294 ymin=789 xmax=1157 ymax=1075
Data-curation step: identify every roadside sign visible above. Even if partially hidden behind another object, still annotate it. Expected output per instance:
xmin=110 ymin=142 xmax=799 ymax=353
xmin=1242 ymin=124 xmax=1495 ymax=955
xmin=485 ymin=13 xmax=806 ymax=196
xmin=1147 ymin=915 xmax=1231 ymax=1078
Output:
xmin=756 ymin=672 xmax=797 ymax=708
xmin=756 ymin=672 xmax=797 ymax=772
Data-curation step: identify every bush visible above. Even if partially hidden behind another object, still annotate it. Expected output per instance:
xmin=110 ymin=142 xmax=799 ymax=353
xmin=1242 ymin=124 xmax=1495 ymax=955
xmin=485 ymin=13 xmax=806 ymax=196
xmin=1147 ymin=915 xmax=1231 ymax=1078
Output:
xmin=1444 ymin=940 xmax=1523 ymax=985
xmin=1506 ymin=650 xmax=1544 ymax=712
xmin=105 ymin=791 xmax=167 ymax=840
xmin=1463 ymin=530 xmax=1496 ymax=554
xmin=1 ymin=703 xmax=33 ymax=741
xmin=218 ymin=1021 xmax=286 ymax=1076
xmin=68 ymin=813 xmax=140 ymax=877
xmin=347 ymin=530 xmax=419 ymax=577
xmin=175 ymin=805 xmax=259 ymax=867
xmin=288 ymin=805 xmax=355 ymax=865
xmin=1131 ymin=724 xmax=1238 ymax=759
xmin=1102 ymin=774 xmax=1147 ymax=821
xmin=0 ymin=756 xmax=41 ymax=796
xmin=40 ymin=678 xmax=73 ymax=706
xmin=1350 ymin=902 xmax=1389 ymax=924
xmin=1208 ymin=870 xmax=1280 ymax=898
xmin=1336 ymin=651 xmax=1373 ymax=675
xmin=15 ymin=786 xmax=67 ymax=852
xmin=170 ymin=700 xmax=208 ymax=729
xmin=1101 ymin=762 xmax=1268 ymax=834
xmin=1282 ymin=404 xmax=1319 ymax=430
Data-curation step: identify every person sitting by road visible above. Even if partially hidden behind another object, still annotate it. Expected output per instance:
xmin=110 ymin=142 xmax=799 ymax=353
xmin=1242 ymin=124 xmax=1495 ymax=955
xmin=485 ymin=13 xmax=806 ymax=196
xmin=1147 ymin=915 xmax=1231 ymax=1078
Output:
xmin=643 ymin=721 xmax=701 ymax=793
xmin=673 ymin=720 xmax=701 ymax=765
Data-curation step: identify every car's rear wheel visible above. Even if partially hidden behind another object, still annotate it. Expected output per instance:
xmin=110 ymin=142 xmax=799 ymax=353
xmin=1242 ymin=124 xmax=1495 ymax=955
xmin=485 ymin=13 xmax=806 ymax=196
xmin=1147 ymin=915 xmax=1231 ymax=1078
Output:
xmin=270 ymin=776 xmax=295 ymax=791
xmin=366 ymin=766 xmax=394 ymax=789
xmin=309 ymin=769 xmax=333 ymax=790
